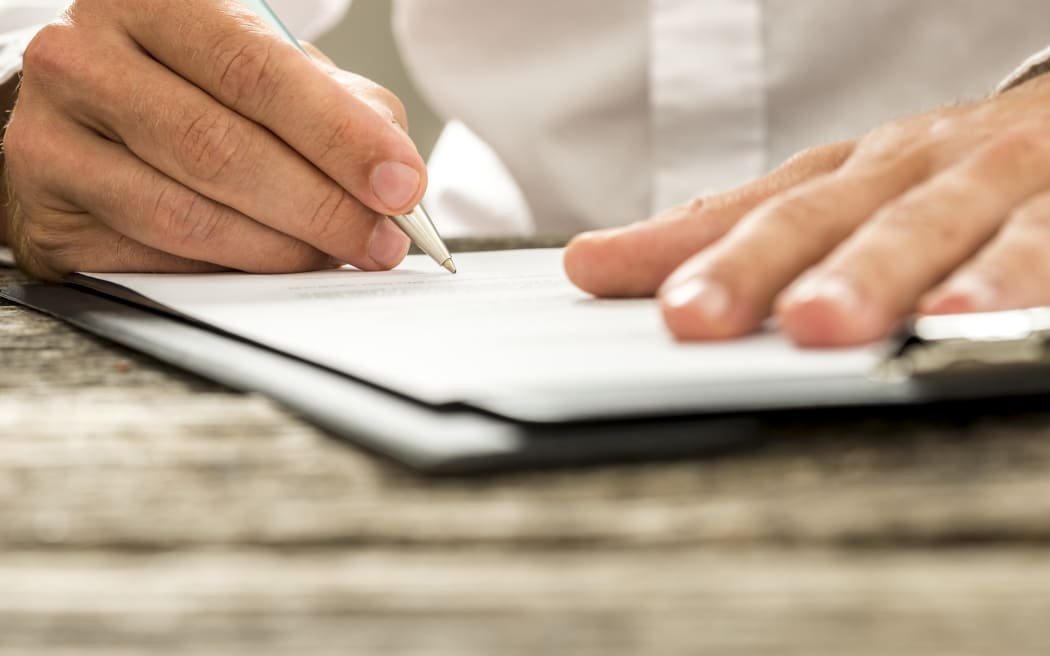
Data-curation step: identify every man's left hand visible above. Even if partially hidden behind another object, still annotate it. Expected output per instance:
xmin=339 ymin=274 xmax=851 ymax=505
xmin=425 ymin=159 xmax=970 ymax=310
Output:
xmin=564 ymin=74 xmax=1050 ymax=346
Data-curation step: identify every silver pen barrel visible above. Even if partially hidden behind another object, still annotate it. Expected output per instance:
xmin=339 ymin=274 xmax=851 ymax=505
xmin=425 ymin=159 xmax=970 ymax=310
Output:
xmin=391 ymin=206 xmax=457 ymax=273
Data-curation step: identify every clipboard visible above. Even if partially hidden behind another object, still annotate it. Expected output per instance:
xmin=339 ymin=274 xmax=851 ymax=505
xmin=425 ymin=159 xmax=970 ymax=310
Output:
xmin=4 ymin=280 xmax=1050 ymax=472
xmin=1 ymin=282 xmax=760 ymax=473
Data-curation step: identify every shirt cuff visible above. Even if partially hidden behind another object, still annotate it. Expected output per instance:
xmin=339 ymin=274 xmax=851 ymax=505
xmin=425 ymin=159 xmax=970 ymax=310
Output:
xmin=0 ymin=25 xmax=44 ymax=85
xmin=997 ymin=45 xmax=1050 ymax=93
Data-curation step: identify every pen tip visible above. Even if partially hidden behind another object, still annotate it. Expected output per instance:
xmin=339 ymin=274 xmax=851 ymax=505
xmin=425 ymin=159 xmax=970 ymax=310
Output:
xmin=442 ymin=258 xmax=458 ymax=274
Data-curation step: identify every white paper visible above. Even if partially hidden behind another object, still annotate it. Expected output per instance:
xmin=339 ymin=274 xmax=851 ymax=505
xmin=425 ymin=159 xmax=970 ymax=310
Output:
xmin=0 ymin=246 xmax=14 ymax=267
xmin=81 ymin=249 xmax=886 ymax=419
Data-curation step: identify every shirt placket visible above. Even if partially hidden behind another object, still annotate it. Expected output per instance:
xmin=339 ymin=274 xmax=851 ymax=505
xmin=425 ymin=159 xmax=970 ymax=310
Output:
xmin=649 ymin=0 xmax=766 ymax=214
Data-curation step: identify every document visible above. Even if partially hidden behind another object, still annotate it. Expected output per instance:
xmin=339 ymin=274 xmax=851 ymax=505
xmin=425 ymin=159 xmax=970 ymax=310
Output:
xmin=0 ymin=246 xmax=14 ymax=267
xmin=77 ymin=249 xmax=888 ymax=421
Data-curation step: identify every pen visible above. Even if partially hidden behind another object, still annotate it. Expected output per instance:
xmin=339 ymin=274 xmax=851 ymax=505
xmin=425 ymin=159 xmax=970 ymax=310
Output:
xmin=239 ymin=0 xmax=457 ymax=274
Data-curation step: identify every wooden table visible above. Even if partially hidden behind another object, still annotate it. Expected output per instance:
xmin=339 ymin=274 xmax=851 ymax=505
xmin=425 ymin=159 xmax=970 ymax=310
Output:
xmin=3 ymin=250 xmax=1050 ymax=654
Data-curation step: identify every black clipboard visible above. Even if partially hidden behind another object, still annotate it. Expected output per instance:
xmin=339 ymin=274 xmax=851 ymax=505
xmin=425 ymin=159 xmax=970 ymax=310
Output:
xmin=6 ymin=281 xmax=1050 ymax=473
xmin=2 ymin=282 xmax=762 ymax=473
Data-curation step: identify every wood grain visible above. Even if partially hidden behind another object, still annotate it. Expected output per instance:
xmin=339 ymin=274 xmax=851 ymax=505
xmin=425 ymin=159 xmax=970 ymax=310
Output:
xmin=3 ymin=261 xmax=1050 ymax=654
xmin=2 ymin=548 xmax=1050 ymax=656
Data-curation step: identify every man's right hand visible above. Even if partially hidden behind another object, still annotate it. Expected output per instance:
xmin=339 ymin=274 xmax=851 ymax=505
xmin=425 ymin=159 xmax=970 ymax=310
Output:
xmin=2 ymin=0 xmax=424 ymax=280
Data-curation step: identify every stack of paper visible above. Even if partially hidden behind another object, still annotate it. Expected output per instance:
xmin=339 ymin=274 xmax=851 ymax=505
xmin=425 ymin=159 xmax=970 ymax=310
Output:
xmin=75 ymin=249 xmax=888 ymax=421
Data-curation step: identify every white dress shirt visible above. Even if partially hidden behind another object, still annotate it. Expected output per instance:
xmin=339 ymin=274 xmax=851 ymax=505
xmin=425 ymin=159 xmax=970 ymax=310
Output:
xmin=395 ymin=1 xmax=1050 ymax=236
xmin=3 ymin=0 xmax=1050 ymax=238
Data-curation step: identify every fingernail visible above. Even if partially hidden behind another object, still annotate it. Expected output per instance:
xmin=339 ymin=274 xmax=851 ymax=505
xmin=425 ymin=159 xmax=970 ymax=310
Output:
xmin=370 ymin=161 xmax=422 ymax=212
xmin=927 ymin=273 xmax=999 ymax=313
xmin=783 ymin=274 xmax=862 ymax=313
xmin=368 ymin=218 xmax=410 ymax=268
xmin=663 ymin=278 xmax=731 ymax=319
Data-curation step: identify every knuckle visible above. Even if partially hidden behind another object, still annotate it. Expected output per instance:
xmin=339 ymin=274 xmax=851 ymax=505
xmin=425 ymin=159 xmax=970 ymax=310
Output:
xmin=861 ymin=119 xmax=912 ymax=151
xmin=761 ymin=142 xmax=852 ymax=192
xmin=175 ymin=109 xmax=245 ymax=183
xmin=873 ymin=193 xmax=967 ymax=246
xmin=681 ymin=196 xmax=707 ymax=216
xmin=302 ymin=185 xmax=358 ymax=244
xmin=320 ymin=112 xmax=369 ymax=163
xmin=925 ymin=115 xmax=965 ymax=141
xmin=760 ymin=188 xmax=842 ymax=248
xmin=21 ymin=23 xmax=80 ymax=84
xmin=977 ymin=127 xmax=1050 ymax=177
xmin=371 ymin=85 xmax=408 ymax=128
xmin=853 ymin=137 xmax=914 ymax=168
xmin=853 ymin=118 xmax=935 ymax=167
xmin=778 ymin=146 xmax=825 ymax=173
xmin=149 ymin=183 xmax=223 ymax=250
xmin=979 ymin=131 xmax=1025 ymax=162
xmin=331 ymin=70 xmax=408 ymax=130
xmin=215 ymin=38 xmax=281 ymax=110
xmin=780 ymin=140 xmax=853 ymax=173
xmin=106 ymin=232 xmax=140 ymax=270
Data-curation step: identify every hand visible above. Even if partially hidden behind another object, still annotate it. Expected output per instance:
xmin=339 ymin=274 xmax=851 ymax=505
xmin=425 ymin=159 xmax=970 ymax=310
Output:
xmin=3 ymin=0 xmax=424 ymax=280
xmin=0 ymin=73 xmax=17 ymax=245
xmin=565 ymin=74 xmax=1050 ymax=346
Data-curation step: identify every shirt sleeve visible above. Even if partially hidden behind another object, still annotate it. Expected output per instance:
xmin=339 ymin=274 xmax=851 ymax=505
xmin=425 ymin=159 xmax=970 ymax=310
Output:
xmin=0 ymin=0 xmax=352 ymax=85
xmin=997 ymin=45 xmax=1050 ymax=93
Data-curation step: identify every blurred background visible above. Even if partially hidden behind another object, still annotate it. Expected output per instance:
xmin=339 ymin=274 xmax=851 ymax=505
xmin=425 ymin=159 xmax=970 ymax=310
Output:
xmin=315 ymin=0 xmax=444 ymax=157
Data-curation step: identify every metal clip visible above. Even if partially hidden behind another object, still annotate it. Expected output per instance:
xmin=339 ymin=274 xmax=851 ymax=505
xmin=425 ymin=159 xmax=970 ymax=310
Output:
xmin=882 ymin=308 xmax=1050 ymax=379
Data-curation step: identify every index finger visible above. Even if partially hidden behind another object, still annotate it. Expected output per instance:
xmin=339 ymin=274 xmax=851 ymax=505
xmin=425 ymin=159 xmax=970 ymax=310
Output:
xmin=93 ymin=0 xmax=427 ymax=216
xmin=564 ymin=141 xmax=856 ymax=298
